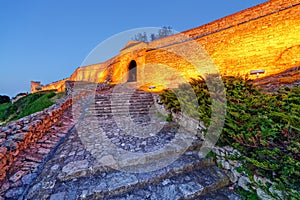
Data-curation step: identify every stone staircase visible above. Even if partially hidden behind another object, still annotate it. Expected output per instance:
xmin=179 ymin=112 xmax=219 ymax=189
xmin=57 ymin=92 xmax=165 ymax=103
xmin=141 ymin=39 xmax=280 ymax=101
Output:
xmin=93 ymin=84 xmax=157 ymax=125
xmin=21 ymin=83 xmax=240 ymax=200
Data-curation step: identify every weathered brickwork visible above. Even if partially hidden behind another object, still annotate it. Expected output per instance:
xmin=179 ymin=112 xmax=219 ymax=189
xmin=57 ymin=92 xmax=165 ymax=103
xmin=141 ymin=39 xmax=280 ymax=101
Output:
xmin=0 ymin=97 xmax=72 ymax=181
xmin=31 ymin=0 xmax=300 ymax=92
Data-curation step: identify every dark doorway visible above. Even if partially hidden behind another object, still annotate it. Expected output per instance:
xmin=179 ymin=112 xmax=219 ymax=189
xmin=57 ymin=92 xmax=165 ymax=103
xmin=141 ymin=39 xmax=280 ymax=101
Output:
xmin=128 ymin=60 xmax=137 ymax=82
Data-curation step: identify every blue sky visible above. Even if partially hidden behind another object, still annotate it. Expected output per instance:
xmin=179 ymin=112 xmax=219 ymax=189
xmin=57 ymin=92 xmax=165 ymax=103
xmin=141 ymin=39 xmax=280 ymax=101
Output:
xmin=0 ymin=0 xmax=267 ymax=97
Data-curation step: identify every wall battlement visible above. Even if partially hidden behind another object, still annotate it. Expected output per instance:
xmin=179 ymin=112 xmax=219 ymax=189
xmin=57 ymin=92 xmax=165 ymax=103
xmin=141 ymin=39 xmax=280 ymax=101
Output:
xmin=31 ymin=0 xmax=300 ymax=92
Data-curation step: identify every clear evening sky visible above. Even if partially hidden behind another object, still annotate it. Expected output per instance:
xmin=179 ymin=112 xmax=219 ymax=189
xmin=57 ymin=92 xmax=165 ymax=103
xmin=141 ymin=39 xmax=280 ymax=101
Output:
xmin=0 ymin=0 xmax=267 ymax=97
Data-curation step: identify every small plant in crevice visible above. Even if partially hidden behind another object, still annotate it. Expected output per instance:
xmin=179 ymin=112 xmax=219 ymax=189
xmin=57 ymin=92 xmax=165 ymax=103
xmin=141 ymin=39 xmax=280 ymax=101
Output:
xmin=166 ymin=114 xmax=173 ymax=122
xmin=236 ymin=187 xmax=259 ymax=200
xmin=205 ymin=151 xmax=217 ymax=161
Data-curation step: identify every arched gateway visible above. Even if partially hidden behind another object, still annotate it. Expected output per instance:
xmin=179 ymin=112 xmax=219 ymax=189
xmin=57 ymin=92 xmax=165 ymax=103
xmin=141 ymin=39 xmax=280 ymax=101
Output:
xmin=128 ymin=60 xmax=137 ymax=82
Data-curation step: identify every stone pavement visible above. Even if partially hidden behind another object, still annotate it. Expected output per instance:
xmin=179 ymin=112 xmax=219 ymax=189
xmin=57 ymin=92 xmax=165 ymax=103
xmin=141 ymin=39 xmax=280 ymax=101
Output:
xmin=1 ymin=83 xmax=241 ymax=199
xmin=23 ymin=126 xmax=233 ymax=200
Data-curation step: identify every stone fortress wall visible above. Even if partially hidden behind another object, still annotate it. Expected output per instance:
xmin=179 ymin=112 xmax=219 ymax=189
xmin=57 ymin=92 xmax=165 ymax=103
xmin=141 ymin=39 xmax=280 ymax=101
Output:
xmin=31 ymin=0 xmax=300 ymax=93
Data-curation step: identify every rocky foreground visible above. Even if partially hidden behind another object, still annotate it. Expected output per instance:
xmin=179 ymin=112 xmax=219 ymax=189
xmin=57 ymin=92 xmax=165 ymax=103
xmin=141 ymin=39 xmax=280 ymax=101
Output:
xmin=1 ymin=83 xmax=241 ymax=199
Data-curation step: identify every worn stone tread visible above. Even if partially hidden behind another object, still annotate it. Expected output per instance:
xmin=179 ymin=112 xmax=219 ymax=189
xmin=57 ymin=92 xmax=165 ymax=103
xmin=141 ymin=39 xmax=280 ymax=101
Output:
xmin=102 ymin=166 xmax=231 ymax=200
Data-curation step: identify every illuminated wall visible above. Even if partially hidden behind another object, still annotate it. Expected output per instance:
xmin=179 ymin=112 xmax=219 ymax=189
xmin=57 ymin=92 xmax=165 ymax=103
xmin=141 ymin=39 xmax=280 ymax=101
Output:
xmin=32 ymin=0 xmax=300 ymax=92
xmin=146 ymin=0 xmax=300 ymax=79
xmin=40 ymin=79 xmax=68 ymax=93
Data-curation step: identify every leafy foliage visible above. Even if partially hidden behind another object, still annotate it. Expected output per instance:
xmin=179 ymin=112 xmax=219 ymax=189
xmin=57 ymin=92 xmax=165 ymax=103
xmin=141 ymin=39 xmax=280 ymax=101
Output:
xmin=0 ymin=95 xmax=10 ymax=104
xmin=159 ymin=76 xmax=212 ymax=125
xmin=160 ymin=75 xmax=300 ymax=198
xmin=0 ymin=103 xmax=12 ymax=121
xmin=133 ymin=26 xmax=174 ymax=42
xmin=236 ymin=188 xmax=259 ymax=200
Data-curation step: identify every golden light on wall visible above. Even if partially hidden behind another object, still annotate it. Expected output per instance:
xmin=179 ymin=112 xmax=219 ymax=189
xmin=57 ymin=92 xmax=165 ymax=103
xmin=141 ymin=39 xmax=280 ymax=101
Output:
xmin=31 ymin=0 xmax=300 ymax=93
xmin=141 ymin=63 xmax=185 ymax=89
xmin=97 ymin=69 xmax=108 ymax=83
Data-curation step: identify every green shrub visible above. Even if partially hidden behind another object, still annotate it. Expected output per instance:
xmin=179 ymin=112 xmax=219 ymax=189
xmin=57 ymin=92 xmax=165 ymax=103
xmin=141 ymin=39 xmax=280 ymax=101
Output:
xmin=0 ymin=103 xmax=12 ymax=121
xmin=236 ymin=188 xmax=259 ymax=200
xmin=0 ymin=95 xmax=10 ymax=104
xmin=160 ymin=75 xmax=300 ymax=198
xmin=160 ymin=76 xmax=212 ymax=126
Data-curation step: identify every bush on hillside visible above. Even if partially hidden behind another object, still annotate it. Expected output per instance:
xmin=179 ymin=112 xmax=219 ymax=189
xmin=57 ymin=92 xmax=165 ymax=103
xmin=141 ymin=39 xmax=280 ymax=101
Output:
xmin=160 ymin=75 xmax=300 ymax=199
xmin=0 ymin=95 xmax=10 ymax=104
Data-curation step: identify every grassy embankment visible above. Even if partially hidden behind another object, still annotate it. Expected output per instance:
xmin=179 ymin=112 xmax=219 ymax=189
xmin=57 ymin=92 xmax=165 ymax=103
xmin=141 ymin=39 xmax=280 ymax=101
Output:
xmin=0 ymin=91 xmax=65 ymax=125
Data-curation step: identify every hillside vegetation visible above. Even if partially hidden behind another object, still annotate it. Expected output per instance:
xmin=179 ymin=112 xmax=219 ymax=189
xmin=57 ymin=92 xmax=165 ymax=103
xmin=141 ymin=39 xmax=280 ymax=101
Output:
xmin=0 ymin=91 xmax=65 ymax=125
xmin=160 ymin=75 xmax=300 ymax=199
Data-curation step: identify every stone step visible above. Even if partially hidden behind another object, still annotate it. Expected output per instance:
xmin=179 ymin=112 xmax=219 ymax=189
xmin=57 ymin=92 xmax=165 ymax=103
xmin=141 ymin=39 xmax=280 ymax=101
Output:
xmin=86 ymin=111 xmax=157 ymax=117
xmin=88 ymin=109 xmax=156 ymax=115
xmin=105 ymin=166 xmax=231 ymax=200
xmin=94 ymin=99 xmax=155 ymax=106
xmin=47 ymin=165 xmax=231 ymax=200
xmin=95 ymin=93 xmax=153 ymax=97
xmin=86 ymin=106 xmax=157 ymax=113
xmin=91 ymin=107 xmax=155 ymax=113
xmin=190 ymin=187 xmax=241 ymax=200
xmin=43 ymin=153 xmax=224 ymax=200
xmin=90 ymin=105 xmax=156 ymax=112
xmin=95 ymin=100 xmax=154 ymax=104
xmin=56 ymin=151 xmax=210 ymax=181
xmin=95 ymin=90 xmax=153 ymax=95
xmin=95 ymin=99 xmax=154 ymax=104
xmin=91 ymin=105 xmax=154 ymax=110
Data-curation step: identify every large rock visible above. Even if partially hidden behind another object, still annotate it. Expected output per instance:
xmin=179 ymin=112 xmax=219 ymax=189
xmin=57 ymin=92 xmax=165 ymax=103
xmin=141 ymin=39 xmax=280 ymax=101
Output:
xmin=238 ymin=176 xmax=251 ymax=191
xmin=58 ymin=159 xmax=89 ymax=181
xmin=256 ymin=188 xmax=274 ymax=200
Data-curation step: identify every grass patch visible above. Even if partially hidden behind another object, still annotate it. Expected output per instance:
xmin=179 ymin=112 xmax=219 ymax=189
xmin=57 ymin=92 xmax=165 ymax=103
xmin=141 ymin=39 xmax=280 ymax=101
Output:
xmin=0 ymin=91 xmax=64 ymax=124
xmin=16 ymin=92 xmax=56 ymax=119
xmin=0 ymin=103 xmax=12 ymax=121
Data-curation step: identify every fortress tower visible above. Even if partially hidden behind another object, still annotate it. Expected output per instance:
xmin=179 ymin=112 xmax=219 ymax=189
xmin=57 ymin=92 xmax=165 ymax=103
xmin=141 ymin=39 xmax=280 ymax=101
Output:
xmin=30 ymin=81 xmax=42 ymax=93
